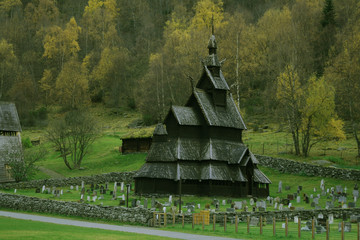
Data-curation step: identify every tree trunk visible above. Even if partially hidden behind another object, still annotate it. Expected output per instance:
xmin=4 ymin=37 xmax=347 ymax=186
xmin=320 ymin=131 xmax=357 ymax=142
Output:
xmin=354 ymin=126 xmax=360 ymax=157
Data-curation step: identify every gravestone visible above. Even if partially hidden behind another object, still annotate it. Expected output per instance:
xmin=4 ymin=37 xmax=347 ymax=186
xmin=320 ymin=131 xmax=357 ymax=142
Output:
xmin=336 ymin=185 xmax=343 ymax=193
xmin=81 ymin=187 xmax=85 ymax=195
xmin=136 ymin=200 xmax=141 ymax=207
xmin=151 ymin=197 xmax=155 ymax=208
xmin=87 ymin=196 xmax=90 ymax=201
xmin=287 ymin=194 xmax=294 ymax=200
xmin=274 ymin=203 xmax=278 ymax=209
xmin=338 ymin=222 xmax=351 ymax=232
xmin=144 ymin=199 xmax=148 ymax=209
xmin=226 ymin=199 xmax=232 ymax=204
xmin=250 ymin=217 xmax=259 ymax=226
xmin=350 ymin=215 xmax=360 ymax=223
xmin=35 ymin=188 xmax=40 ymax=193
xmin=119 ymin=200 xmax=125 ymax=206
xmin=60 ymin=189 xmax=63 ymax=195
xmin=105 ymin=182 xmax=109 ymax=190
xmin=348 ymin=202 xmax=355 ymax=208
xmin=281 ymin=199 xmax=290 ymax=205
xmin=197 ymin=203 xmax=201 ymax=209
xmin=294 ymin=216 xmax=299 ymax=223
xmin=70 ymin=185 xmax=74 ymax=190
xmin=298 ymin=186 xmax=302 ymax=191
xmin=285 ymin=186 xmax=291 ymax=191
xmin=234 ymin=201 xmax=242 ymax=209
xmin=326 ymin=201 xmax=334 ymax=209
xmin=258 ymin=207 xmax=265 ymax=212
xmin=311 ymin=202 xmax=316 ymax=207
xmin=110 ymin=191 xmax=113 ymax=196
xmin=316 ymin=225 xmax=326 ymax=234
xmin=305 ymin=196 xmax=309 ymax=204
xmin=121 ymin=194 xmax=125 ymax=200
xmin=278 ymin=181 xmax=282 ymax=193
xmin=250 ymin=198 xmax=254 ymax=206
xmin=120 ymin=182 xmax=124 ymax=192
xmin=76 ymin=185 xmax=79 ymax=191
xmin=353 ymin=190 xmax=359 ymax=198
xmin=329 ymin=214 xmax=334 ymax=224
xmin=297 ymin=196 xmax=301 ymax=203
xmin=169 ymin=195 xmax=172 ymax=203
xmin=222 ymin=200 xmax=226 ymax=205
xmin=313 ymin=198 xmax=319 ymax=205
xmin=42 ymin=185 xmax=46 ymax=193
xmin=131 ymin=199 xmax=137 ymax=208
xmin=279 ymin=204 xmax=284 ymax=210
xmin=342 ymin=204 xmax=348 ymax=209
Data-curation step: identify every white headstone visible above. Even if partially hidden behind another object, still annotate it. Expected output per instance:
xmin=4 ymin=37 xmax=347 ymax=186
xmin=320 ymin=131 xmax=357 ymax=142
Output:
xmin=122 ymin=194 xmax=125 ymax=200
xmin=274 ymin=203 xmax=278 ymax=209
xmin=92 ymin=196 xmax=96 ymax=202
xmin=320 ymin=179 xmax=325 ymax=190
xmin=14 ymin=189 xmax=17 ymax=193
xmin=81 ymin=194 xmax=84 ymax=200
xmin=70 ymin=185 xmax=74 ymax=190
xmin=294 ymin=216 xmax=299 ymax=223
xmin=114 ymin=182 xmax=117 ymax=192
xmin=42 ymin=185 xmax=46 ymax=193
xmin=222 ymin=200 xmax=226 ymax=205
xmin=81 ymin=181 xmax=84 ymax=189
xmin=267 ymin=196 xmax=271 ymax=201
xmin=278 ymin=181 xmax=282 ymax=193
xmin=342 ymin=204 xmax=348 ymax=209
xmin=310 ymin=194 xmax=313 ymax=199
xmin=163 ymin=207 xmax=166 ymax=213
xmin=327 ymin=188 xmax=329 ymax=193
xmin=329 ymin=214 xmax=334 ymax=224
xmin=314 ymin=187 xmax=316 ymax=192
xmin=297 ymin=196 xmax=301 ymax=203
xmin=318 ymin=213 xmax=323 ymax=219
xmin=60 ymin=189 xmax=63 ymax=195
xmin=169 ymin=195 xmax=172 ymax=203
xmin=120 ymin=182 xmax=124 ymax=192
xmin=250 ymin=198 xmax=254 ymax=206
xmin=76 ymin=185 xmax=79 ymax=191
xmin=282 ymin=223 xmax=286 ymax=228
xmin=197 ymin=203 xmax=200 ymax=209
xmin=288 ymin=203 xmax=292 ymax=208
xmin=355 ymin=196 xmax=357 ymax=203
xmin=279 ymin=204 xmax=284 ymax=211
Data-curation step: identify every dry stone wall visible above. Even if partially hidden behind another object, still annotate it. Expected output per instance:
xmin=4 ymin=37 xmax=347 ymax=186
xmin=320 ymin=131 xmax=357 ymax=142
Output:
xmin=0 ymin=193 xmax=152 ymax=224
xmin=0 ymin=172 xmax=136 ymax=189
xmin=255 ymin=155 xmax=360 ymax=181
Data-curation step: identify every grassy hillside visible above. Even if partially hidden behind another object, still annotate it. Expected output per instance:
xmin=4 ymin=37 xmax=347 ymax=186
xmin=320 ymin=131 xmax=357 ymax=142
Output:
xmin=20 ymin=106 xmax=359 ymax=180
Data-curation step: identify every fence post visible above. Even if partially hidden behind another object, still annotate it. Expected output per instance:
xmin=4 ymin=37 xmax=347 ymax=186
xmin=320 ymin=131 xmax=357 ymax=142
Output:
xmin=312 ymin=217 xmax=315 ymax=239
xmin=173 ymin=213 xmax=175 ymax=226
xmin=192 ymin=213 xmax=194 ymax=229
xmin=182 ymin=214 xmax=184 ymax=228
xmin=260 ymin=216 xmax=263 ymax=235
xmin=235 ymin=215 xmax=238 ymax=233
xmin=247 ymin=216 xmax=250 ymax=234
xmin=224 ymin=215 xmax=227 ymax=232
xmin=273 ymin=216 xmax=276 ymax=236
xmin=202 ymin=215 xmax=204 ymax=231
xmin=285 ymin=216 xmax=288 ymax=237
xmin=213 ymin=214 xmax=216 ymax=231
xmin=298 ymin=217 xmax=301 ymax=238
xmin=164 ymin=213 xmax=167 ymax=228
xmin=341 ymin=221 xmax=344 ymax=240
xmin=357 ymin=222 xmax=359 ymax=240
xmin=326 ymin=220 xmax=329 ymax=240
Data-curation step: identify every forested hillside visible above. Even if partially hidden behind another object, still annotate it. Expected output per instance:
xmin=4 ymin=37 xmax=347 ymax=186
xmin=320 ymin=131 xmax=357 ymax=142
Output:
xmin=1 ymin=0 xmax=360 ymax=156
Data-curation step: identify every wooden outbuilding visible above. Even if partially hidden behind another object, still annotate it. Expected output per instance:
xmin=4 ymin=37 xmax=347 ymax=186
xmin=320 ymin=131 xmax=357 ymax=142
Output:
xmin=134 ymin=33 xmax=271 ymax=197
xmin=0 ymin=102 xmax=22 ymax=183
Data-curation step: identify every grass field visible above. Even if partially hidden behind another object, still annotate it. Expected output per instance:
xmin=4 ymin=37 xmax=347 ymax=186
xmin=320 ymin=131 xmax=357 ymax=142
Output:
xmin=0 ymin=216 xmax=178 ymax=240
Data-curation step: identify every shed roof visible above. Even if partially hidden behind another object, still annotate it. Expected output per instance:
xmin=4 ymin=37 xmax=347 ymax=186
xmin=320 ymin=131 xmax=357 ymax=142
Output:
xmin=0 ymin=102 xmax=21 ymax=132
xmin=153 ymin=123 xmax=168 ymax=136
xmin=193 ymin=89 xmax=246 ymax=130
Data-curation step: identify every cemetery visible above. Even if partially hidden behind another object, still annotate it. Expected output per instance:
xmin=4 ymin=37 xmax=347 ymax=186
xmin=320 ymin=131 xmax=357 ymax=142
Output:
xmin=1 ymin=19 xmax=360 ymax=240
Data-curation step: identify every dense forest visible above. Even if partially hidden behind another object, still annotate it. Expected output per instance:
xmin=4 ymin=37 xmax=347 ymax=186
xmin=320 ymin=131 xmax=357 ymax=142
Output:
xmin=1 ymin=0 xmax=360 ymax=156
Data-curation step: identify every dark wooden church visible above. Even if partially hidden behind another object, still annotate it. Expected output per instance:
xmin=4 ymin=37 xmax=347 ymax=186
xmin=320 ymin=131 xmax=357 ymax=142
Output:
xmin=0 ymin=102 xmax=22 ymax=183
xmin=134 ymin=33 xmax=271 ymax=197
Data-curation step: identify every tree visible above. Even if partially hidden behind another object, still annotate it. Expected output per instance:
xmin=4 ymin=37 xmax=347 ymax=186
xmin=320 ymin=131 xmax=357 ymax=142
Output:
xmin=0 ymin=39 xmax=18 ymax=100
xmin=55 ymin=59 xmax=89 ymax=109
xmin=46 ymin=110 xmax=98 ymax=170
xmin=276 ymin=65 xmax=302 ymax=155
xmin=325 ymin=20 xmax=360 ymax=157
xmin=6 ymin=146 xmax=46 ymax=182
xmin=277 ymin=66 xmax=345 ymax=157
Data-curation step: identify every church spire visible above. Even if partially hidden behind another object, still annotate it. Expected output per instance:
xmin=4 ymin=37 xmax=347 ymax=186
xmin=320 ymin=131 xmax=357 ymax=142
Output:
xmin=204 ymin=19 xmax=220 ymax=68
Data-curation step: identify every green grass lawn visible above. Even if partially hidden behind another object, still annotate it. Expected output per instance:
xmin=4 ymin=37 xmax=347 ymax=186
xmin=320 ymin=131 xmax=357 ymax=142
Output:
xmin=0 ymin=216 xmax=178 ymax=240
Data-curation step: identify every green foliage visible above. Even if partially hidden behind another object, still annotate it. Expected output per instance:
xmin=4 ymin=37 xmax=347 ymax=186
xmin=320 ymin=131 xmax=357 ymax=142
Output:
xmin=22 ymin=137 xmax=33 ymax=149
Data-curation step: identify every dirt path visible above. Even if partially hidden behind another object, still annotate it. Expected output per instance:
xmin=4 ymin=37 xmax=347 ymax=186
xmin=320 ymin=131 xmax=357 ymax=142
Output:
xmin=0 ymin=211 xmax=241 ymax=240
xmin=38 ymin=167 xmax=65 ymax=179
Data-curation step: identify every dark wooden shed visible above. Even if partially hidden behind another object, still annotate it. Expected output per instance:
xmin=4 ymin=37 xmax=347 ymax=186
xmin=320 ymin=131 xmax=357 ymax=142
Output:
xmin=134 ymin=34 xmax=271 ymax=197
xmin=0 ymin=102 xmax=22 ymax=183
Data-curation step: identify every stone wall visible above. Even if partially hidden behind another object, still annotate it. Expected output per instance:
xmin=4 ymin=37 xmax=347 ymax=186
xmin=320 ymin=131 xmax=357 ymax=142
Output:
xmin=0 ymin=172 xmax=136 ymax=189
xmin=0 ymin=193 xmax=152 ymax=224
xmin=0 ymin=192 xmax=359 ymax=225
xmin=255 ymin=155 xmax=360 ymax=181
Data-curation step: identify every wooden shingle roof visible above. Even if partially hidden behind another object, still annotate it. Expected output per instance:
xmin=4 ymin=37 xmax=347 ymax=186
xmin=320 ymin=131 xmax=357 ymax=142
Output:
xmin=0 ymin=102 xmax=21 ymax=132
